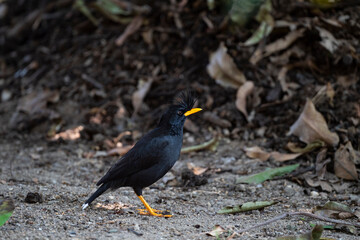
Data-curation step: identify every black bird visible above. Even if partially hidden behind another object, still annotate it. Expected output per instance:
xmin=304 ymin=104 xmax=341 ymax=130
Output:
xmin=82 ymin=92 xmax=202 ymax=217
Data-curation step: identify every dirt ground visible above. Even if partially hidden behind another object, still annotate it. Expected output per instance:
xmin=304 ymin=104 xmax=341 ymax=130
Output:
xmin=1 ymin=0 xmax=360 ymax=239
xmin=0 ymin=134 xmax=359 ymax=239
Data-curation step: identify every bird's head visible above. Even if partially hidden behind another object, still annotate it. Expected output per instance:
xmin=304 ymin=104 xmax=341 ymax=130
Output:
xmin=158 ymin=91 xmax=202 ymax=130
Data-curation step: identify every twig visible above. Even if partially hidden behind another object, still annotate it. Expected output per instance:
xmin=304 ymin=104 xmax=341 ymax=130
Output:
xmin=127 ymin=228 xmax=143 ymax=236
xmin=236 ymin=211 xmax=360 ymax=234
xmin=181 ymin=136 xmax=219 ymax=153
xmin=116 ymin=16 xmax=143 ymax=46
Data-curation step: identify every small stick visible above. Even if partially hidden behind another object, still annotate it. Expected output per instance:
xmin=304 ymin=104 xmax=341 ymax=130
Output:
xmin=236 ymin=211 xmax=360 ymax=234
xmin=127 ymin=228 xmax=143 ymax=236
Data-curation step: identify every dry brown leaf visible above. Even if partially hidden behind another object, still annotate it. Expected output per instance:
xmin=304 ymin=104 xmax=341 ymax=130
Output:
xmin=17 ymin=89 xmax=59 ymax=115
xmin=244 ymin=146 xmax=302 ymax=162
xmin=236 ymin=81 xmax=254 ymax=120
xmin=314 ymin=201 xmax=355 ymax=220
xmin=320 ymin=17 xmax=343 ymax=28
xmin=107 ymin=145 xmax=133 ymax=156
xmin=315 ymin=26 xmax=340 ymax=53
xmin=244 ymin=146 xmax=271 ymax=161
xmin=315 ymin=148 xmax=330 ymax=178
xmin=50 ymin=126 xmax=84 ymax=141
xmin=206 ymin=225 xmax=225 ymax=237
xmin=277 ymin=65 xmax=292 ymax=93
xmin=270 ymin=151 xmax=302 ymax=162
xmin=269 ymin=46 xmax=305 ymax=65
xmin=116 ymin=16 xmax=143 ymax=46
xmin=10 ymin=89 xmax=60 ymax=130
xmin=288 ymin=99 xmax=339 ymax=146
xmin=132 ymin=78 xmax=153 ymax=116
xmin=250 ymin=28 xmax=305 ymax=64
xmin=337 ymin=74 xmax=358 ymax=88
xmin=334 ymin=142 xmax=358 ymax=180
xmin=319 ymin=181 xmax=333 ymax=192
xmin=304 ymin=177 xmax=333 ymax=192
xmin=207 ymin=42 xmax=246 ymax=88
xmin=187 ymin=162 xmax=208 ymax=176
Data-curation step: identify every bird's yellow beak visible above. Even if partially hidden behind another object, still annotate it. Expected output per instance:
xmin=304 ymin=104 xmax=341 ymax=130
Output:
xmin=184 ymin=108 xmax=202 ymax=116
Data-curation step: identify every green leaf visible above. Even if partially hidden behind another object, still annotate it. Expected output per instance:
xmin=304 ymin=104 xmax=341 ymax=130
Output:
xmin=73 ymin=0 xmax=99 ymax=26
xmin=218 ymin=201 xmax=277 ymax=214
xmin=229 ymin=0 xmax=265 ymax=27
xmin=287 ymin=140 xmax=325 ymax=153
xmin=0 ymin=199 xmax=15 ymax=227
xmin=91 ymin=0 xmax=133 ymax=24
xmin=95 ymin=0 xmax=129 ymax=15
xmin=207 ymin=0 xmax=216 ymax=10
xmin=236 ymin=163 xmax=300 ymax=184
xmin=244 ymin=21 xmax=272 ymax=46
xmin=309 ymin=223 xmax=334 ymax=229
xmin=310 ymin=0 xmax=338 ymax=9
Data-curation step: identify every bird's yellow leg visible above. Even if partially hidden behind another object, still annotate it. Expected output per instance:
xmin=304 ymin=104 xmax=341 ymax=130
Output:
xmin=137 ymin=195 xmax=172 ymax=217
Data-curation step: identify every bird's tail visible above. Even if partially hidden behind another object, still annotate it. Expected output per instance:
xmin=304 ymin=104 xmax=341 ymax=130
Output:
xmin=82 ymin=183 xmax=110 ymax=210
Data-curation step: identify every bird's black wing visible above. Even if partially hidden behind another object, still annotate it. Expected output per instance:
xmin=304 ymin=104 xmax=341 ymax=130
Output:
xmin=96 ymin=129 xmax=169 ymax=186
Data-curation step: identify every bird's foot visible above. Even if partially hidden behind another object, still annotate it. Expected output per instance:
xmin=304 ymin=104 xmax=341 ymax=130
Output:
xmin=137 ymin=208 xmax=172 ymax=217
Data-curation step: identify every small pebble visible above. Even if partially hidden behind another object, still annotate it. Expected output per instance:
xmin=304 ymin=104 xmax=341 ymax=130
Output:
xmin=237 ymin=184 xmax=246 ymax=192
xmin=310 ymin=191 xmax=319 ymax=198
xmin=284 ymin=185 xmax=295 ymax=196
xmin=25 ymin=192 xmax=43 ymax=203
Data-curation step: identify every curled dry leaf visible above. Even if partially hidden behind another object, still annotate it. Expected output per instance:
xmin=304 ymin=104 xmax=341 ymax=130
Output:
xmin=132 ymin=78 xmax=153 ymax=117
xmin=244 ymin=146 xmax=271 ymax=161
xmin=206 ymin=225 xmax=225 ymax=237
xmin=315 ymin=26 xmax=340 ymax=54
xmin=50 ymin=126 xmax=84 ymax=141
xmin=236 ymin=81 xmax=254 ymax=121
xmin=314 ymin=201 xmax=355 ymax=220
xmin=288 ymin=99 xmax=339 ymax=146
xmin=10 ymin=89 xmax=60 ymax=130
xmin=270 ymin=151 xmax=302 ymax=162
xmin=334 ymin=141 xmax=358 ymax=181
xmin=315 ymin=148 xmax=330 ymax=178
xmin=287 ymin=141 xmax=325 ymax=153
xmin=250 ymin=28 xmax=305 ymax=65
xmin=207 ymin=42 xmax=246 ymax=89
xmin=17 ymin=89 xmax=59 ymax=115
xmin=244 ymin=146 xmax=302 ymax=162
xmin=187 ymin=162 xmax=208 ymax=175
xmin=304 ymin=175 xmax=333 ymax=192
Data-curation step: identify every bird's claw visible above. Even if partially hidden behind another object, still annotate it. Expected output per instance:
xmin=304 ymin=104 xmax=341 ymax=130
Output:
xmin=137 ymin=208 xmax=172 ymax=217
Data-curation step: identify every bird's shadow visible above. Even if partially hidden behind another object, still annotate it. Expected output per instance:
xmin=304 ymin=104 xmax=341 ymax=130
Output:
xmin=93 ymin=202 xmax=135 ymax=214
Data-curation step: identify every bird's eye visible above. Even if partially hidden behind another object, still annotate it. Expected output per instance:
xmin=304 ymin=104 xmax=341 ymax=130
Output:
xmin=177 ymin=110 xmax=183 ymax=116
